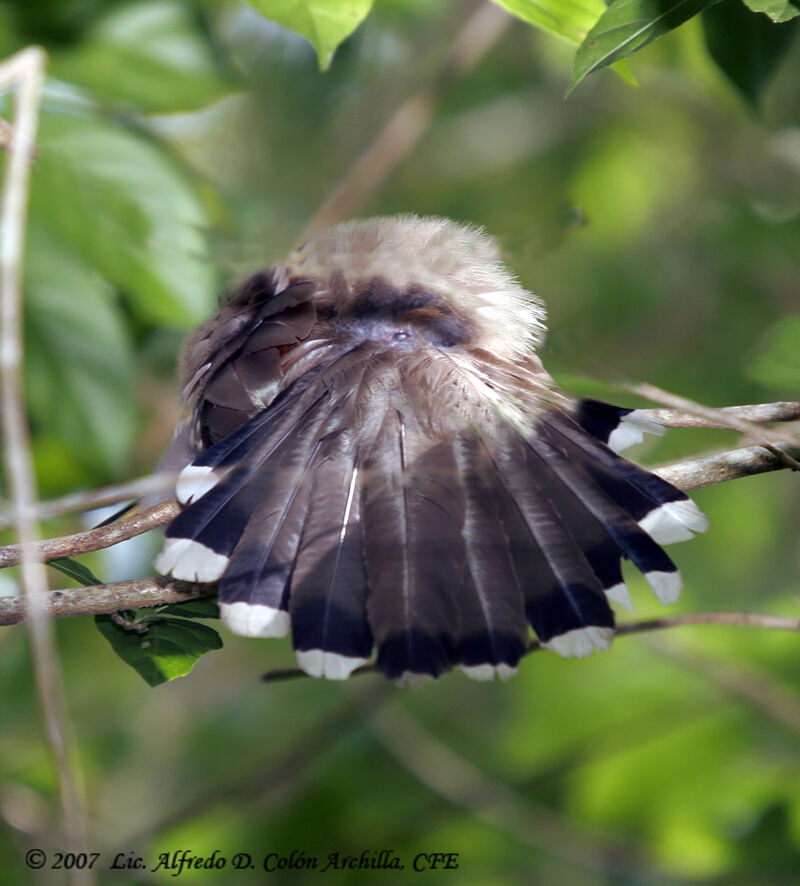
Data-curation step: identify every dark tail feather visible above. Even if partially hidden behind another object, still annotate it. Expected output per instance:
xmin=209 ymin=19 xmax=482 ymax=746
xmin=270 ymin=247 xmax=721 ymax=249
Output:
xmin=575 ymin=397 xmax=664 ymax=453
xmin=175 ymin=346 xmax=371 ymax=505
xmin=453 ymin=434 xmax=528 ymax=680
xmin=492 ymin=433 xmax=616 ymax=658
xmin=289 ymin=440 xmax=373 ymax=679
xmin=545 ymin=411 xmax=708 ymax=546
xmin=362 ymin=412 xmax=465 ymax=683
xmin=529 ymin=421 xmax=684 ymax=606
xmin=155 ymin=401 xmax=333 ymax=638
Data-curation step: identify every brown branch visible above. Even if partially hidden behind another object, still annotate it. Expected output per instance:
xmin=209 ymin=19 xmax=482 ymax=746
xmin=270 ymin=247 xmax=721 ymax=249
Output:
xmin=643 ymin=401 xmax=800 ymax=430
xmin=0 ymin=500 xmax=179 ymax=568
xmin=0 ymin=46 xmax=93 ymax=875
xmin=654 ymin=443 xmax=800 ymax=490
xmin=0 ymin=578 xmax=212 ymax=626
xmin=627 ymin=382 xmax=800 ymax=472
xmin=297 ymin=1 xmax=511 ymax=241
xmin=1 ymin=436 xmax=795 ymax=572
xmin=0 ymin=471 xmax=179 ymax=530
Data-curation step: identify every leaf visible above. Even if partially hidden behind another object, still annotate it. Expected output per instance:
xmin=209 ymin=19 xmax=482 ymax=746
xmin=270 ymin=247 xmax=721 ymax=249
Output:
xmin=242 ymin=0 xmax=374 ymax=69
xmin=95 ymin=615 xmax=223 ymax=686
xmin=48 ymin=0 xmax=231 ymax=112
xmin=748 ymin=314 xmax=800 ymax=392
xmin=157 ymin=597 xmax=220 ymax=619
xmin=742 ymin=0 xmax=800 ymax=21
xmin=570 ymin=0 xmax=718 ymax=92
xmin=702 ymin=0 xmax=799 ymax=105
xmin=24 ymin=224 xmax=137 ymax=474
xmin=492 ymin=0 xmax=638 ymax=83
xmin=48 ymin=558 xmax=104 ymax=587
xmin=493 ymin=0 xmax=610 ymax=44
xmin=31 ymin=110 xmax=216 ymax=329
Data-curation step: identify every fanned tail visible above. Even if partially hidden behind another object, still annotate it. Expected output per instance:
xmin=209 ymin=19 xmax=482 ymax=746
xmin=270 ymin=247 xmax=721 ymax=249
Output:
xmin=157 ymin=360 xmax=708 ymax=681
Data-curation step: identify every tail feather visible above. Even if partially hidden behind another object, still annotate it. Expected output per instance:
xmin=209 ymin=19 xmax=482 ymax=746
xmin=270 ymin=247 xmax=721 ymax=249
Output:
xmin=575 ymin=397 xmax=665 ymax=453
xmin=493 ymin=434 xmax=616 ymax=658
xmin=289 ymin=441 xmax=372 ymax=679
xmin=548 ymin=411 xmax=708 ymax=537
xmin=176 ymin=347 xmax=371 ymax=505
xmin=528 ymin=425 xmax=683 ymax=605
xmin=362 ymin=412 xmax=465 ymax=683
xmin=156 ymin=398 xmax=332 ymax=589
xmin=453 ymin=434 xmax=528 ymax=680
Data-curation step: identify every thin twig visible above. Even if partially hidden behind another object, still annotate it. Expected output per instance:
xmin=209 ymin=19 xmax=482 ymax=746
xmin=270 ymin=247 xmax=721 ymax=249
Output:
xmin=0 ymin=471 xmax=179 ymax=530
xmin=261 ymin=612 xmax=800 ymax=683
xmin=0 ymin=500 xmax=179 ymax=568
xmin=0 ymin=45 xmax=92 ymax=875
xmin=297 ymin=1 xmax=511 ymax=241
xmin=0 ymin=578 xmax=212 ymax=626
xmin=627 ymin=382 xmax=800 ymax=472
xmin=643 ymin=401 xmax=800 ymax=430
xmin=653 ymin=444 xmax=800 ymax=490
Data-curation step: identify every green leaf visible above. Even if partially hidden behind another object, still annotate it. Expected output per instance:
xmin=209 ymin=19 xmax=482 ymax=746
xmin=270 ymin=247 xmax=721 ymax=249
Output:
xmin=748 ymin=314 xmax=800 ymax=392
xmin=242 ymin=0 xmax=374 ymax=69
xmin=95 ymin=614 xmax=223 ymax=686
xmin=493 ymin=0 xmax=609 ymax=44
xmin=48 ymin=0 xmax=231 ymax=112
xmin=570 ymin=0 xmax=717 ymax=92
xmin=157 ymin=597 xmax=220 ymax=619
xmin=32 ymin=110 xmax=216 ymax=328
xmin=492 ymin=0 xmax=638 ymax=83
xmin=48 ymin=557 xmax=103 ymax=587
xmin=24 ymin=224 xmax=137 ymax=474
xmin=742 ymin=0 xmax=800 ymax=21
xmin=702 ymin=0 xmax=799 ymax=105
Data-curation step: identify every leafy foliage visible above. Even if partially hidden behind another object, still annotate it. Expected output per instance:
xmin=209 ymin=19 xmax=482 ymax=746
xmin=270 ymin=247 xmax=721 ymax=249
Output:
xmin=242 ymin=0 xmax=374 ymax=68
xmin=743 ymin=0 xmax=800 ymax=21
xmin=47 ymin=557 xmax=104 ymax=587
xmin=569 ymin=0 xmax=718 ymax=91
xmin=702 ymin=0 xmax=799 ymax=105
xmin=0 ymin=0 xmax=798 ymax=883
xmin=95 ymin=611 xmax=223 ymax=686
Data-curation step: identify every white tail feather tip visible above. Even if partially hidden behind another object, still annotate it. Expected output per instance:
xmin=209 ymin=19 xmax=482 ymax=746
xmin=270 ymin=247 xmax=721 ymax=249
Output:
xmin=220 ymin=602 xmax=291 ymax=638
xmin=646 ymin=570 xmax=682 ymax=605
xmin=176 ymin=464 xmax=221 ymax=505
xmin=154 ymin=537 xmax=229 ymax=582
xmin=604 ymin=582 xmax=634 ymax=612
xmin=607 ymin=410 xmax=664 ymax=453
xmin=295 ymin=649 xmax=368 ymax=680
xmin=460 ymin=663 xmax=518 ymax=682
xmin=543 ymin=626 xmax=614 ymax=658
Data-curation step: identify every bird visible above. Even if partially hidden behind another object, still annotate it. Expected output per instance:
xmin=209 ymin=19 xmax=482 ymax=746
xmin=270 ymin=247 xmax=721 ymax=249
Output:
xmin=154 ymin=214 xmax=708 ymax=684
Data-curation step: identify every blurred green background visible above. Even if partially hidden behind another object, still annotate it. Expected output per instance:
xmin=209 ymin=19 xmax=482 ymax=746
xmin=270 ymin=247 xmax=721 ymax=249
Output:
xmin=0 ymin=0 xmax=799 ymax=883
